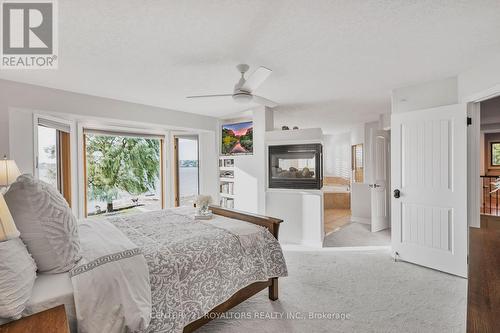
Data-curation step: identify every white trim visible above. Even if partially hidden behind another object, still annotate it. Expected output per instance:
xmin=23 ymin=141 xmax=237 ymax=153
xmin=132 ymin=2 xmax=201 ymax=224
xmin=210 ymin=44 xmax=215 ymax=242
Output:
xmin=467 ymin=103 xmax=481 ymax=228
xmin=282 ymin=244 xmax=391 ymax=252
xmin=464 ymin=83 xmax=500 ymax=103
xmin=77 ymin=121 xmax=169 ymax=218
xmin=464 ymin=85 xmax=500 ymax=230
xmin=33 ymin=113 xmax=78 ymax=216
xmin=351 ymin=216 xmax=371 ymax=225
xmin=301 ymin=240 xmax=324 ymax=248
xmin=81 ymin=123 xmax=168 ymax=137
xmin=77 ymin=122 xmax=85 ymax=218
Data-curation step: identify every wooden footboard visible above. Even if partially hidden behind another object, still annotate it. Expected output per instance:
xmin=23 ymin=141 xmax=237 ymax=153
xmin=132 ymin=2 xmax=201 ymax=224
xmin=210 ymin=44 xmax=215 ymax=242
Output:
xmin=183 ymin=205 xmax=283 ymax=333
xmin=208 ymin=205 xmax=283 ymax=239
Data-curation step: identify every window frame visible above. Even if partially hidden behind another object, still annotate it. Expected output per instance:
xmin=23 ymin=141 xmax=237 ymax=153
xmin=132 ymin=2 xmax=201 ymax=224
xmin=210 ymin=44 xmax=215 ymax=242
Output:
xmin=33 ymin=114 xmax=75 ymax=208
xmin=173 ymin=135 xmax=200 ymax=207
xmin=491 ymin=141 xmax=500 ymax=167
xmin=80 ymin=125 xmax=167 ymax=218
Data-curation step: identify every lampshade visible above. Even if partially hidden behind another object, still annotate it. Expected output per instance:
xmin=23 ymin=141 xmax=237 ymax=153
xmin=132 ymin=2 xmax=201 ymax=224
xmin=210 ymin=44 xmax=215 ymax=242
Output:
xmin=0 ymin=158 xmax=21 ymax=187
xmin=0 ymin=193 xmax=19 ymax=241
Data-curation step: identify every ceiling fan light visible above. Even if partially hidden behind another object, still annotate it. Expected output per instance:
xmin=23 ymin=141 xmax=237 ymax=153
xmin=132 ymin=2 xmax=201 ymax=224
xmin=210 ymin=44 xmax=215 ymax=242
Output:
xmin=232 ymin=93 xmax=253 ymax=104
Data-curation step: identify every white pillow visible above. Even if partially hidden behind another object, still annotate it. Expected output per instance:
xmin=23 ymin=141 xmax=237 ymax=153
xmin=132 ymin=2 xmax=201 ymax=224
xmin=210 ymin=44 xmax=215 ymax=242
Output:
xmin=4 ymin=175 xmax=81 ymax=273
xmin=0 ymin=238 xmax=37 ymax=319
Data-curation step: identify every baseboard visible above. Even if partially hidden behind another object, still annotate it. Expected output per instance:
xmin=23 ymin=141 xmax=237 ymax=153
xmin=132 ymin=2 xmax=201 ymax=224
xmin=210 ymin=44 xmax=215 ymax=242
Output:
xmin=351 ymin=216 xmax=370 ymax=225
xmin=300 ymin=240 xmax=324 ymax=248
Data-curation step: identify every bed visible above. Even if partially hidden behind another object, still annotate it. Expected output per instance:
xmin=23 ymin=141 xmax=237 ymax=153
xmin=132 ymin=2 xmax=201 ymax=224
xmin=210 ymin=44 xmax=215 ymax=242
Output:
xmin=10 ymin=205 xmax=287 ymax=333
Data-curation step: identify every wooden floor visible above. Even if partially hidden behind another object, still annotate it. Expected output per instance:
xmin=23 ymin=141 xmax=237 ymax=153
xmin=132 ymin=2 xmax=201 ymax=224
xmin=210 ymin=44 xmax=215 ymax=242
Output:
xmin=467 ymin=214 xmax=500 ymax=333
xmin=324 ymin=209 xmax=351 ymax=235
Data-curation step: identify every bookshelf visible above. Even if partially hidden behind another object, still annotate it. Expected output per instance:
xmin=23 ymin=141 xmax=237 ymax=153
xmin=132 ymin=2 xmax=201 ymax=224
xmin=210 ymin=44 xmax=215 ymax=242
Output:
xmin=219 ymin=156 xmax=235 ymax=208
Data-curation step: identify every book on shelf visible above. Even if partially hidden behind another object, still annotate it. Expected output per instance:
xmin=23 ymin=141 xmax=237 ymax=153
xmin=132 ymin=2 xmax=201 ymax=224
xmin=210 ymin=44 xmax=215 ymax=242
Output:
xmin=219 ymin=197 xmax=234 ymax=209
xmin=220 ymin=182 xmax=234 ymax=195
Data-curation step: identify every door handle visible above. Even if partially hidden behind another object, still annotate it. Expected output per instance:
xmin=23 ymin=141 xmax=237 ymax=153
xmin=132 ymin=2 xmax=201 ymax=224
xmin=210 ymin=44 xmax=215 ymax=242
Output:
xmin=393 ymin=189 xmax=401 ymax=198
xmin=369 ymin=184 xmax=381 ymax=188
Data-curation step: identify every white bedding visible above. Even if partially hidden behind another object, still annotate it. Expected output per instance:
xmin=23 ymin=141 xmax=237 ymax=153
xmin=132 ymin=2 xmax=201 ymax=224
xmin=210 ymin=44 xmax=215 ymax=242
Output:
xmin=25 ymin=273 xmax=77 ymax=332
xmin=70 ymin=219 xmax=151 ymax=333
xmin=0 ymin=272 xmax=77 ymax=332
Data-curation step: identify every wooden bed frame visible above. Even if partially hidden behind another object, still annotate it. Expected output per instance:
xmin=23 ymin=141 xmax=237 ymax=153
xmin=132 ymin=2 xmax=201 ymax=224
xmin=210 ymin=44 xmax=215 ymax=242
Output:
xmin=183 ymin=205 xmax=284 ymax=333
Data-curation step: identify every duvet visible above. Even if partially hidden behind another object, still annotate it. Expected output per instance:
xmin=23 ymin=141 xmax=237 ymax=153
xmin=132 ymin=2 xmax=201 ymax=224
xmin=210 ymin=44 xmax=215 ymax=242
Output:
xmin=73 ymin=207 xmax=288 ymax=333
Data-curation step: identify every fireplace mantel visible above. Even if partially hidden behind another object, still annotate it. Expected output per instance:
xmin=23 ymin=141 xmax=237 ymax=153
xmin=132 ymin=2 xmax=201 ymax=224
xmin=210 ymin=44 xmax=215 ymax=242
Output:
xmin=265 ymin=128 xmax=323 ymax=145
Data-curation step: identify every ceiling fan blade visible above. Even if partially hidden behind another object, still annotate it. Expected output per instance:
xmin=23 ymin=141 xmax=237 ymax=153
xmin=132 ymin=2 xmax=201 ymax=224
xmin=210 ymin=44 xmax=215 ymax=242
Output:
xmin=241 ymin=66 xmax=272 ymax=93
xmin=186 ymin=94 xmax=232 ymax=99
xmin=252 ymin=95 xmax=278 ymax=108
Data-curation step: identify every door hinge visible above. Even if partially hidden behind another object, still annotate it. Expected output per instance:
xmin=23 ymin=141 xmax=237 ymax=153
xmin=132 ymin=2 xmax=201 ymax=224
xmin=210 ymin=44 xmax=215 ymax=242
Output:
xmin=467 ymin=117 xmax=472 ymax=126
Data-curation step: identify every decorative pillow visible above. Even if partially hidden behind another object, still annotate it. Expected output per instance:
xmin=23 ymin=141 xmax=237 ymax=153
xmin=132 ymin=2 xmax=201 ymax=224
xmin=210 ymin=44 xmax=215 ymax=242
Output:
xmin=0 ymin=238 xmax=37 ymax=319
xmin=4 ymin=175 xmax=81 ymax=273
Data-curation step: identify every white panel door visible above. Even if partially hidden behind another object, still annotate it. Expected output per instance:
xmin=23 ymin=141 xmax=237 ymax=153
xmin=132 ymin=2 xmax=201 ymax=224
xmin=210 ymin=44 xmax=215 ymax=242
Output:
xmin=371 ymin=130 xmax=390 ymax=232
xmin=391 ymin=104 xmax=468 ymax=277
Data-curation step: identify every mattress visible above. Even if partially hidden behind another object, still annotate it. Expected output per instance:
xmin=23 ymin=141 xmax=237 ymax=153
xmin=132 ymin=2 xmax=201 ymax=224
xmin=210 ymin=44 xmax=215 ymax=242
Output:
xmin=0 ymin=272 xmax=77 ymax=332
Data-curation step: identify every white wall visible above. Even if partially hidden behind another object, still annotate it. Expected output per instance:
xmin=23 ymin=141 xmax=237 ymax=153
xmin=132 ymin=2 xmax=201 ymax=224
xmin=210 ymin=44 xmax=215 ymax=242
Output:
xmin=8 ymin=109 xmax=34 ymax=175
xmin=351 ymin=183 xmax=371 ymax=224
xmin=272 ymin=102 xmax=385 ymax=135
xmin=458 ymin=55 xmax=500 ymax=102
xmin=392 ymin=77 xmax=458 ymax=113
xmin=198 ymin=131 xmax=219 ymax=202
xmin=393 ymin=57 xmax=500 ymax=110
xmin=364 ymin=121 xmax=381 ymax=185
xmin=0 ymin=79 xmax=218 ymax=157
xmin=350 ymin=123 xmax=365 ymax=146
xmin=219 ymin=106 xmax=272 ymax=215
xmin=266 ymin=190 xmax=323 ymax=246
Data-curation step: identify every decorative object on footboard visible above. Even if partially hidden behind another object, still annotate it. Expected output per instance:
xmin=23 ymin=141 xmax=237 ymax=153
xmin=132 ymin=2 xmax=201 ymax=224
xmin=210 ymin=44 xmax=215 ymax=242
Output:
xmin=183 ymin=205 xmax=284 ymax=333
xmin=194 ymin=195 xmax=213 ymax=220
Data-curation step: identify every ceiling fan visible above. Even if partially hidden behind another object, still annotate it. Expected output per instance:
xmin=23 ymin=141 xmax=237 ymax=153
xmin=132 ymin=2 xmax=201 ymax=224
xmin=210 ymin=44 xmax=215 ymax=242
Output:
xmin=186 ymin=64 xmax=278 ymax=107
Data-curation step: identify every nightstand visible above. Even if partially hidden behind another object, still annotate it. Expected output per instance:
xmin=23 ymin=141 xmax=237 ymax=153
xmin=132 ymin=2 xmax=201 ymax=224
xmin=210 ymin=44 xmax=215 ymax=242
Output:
xmin=0 ymin=305 xmax=69 ymax=333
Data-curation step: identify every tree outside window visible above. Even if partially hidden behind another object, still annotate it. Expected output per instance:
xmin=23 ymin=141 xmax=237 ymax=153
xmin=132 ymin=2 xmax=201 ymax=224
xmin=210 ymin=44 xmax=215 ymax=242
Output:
xmin=85 ymin=134 xmax=162 ymax=216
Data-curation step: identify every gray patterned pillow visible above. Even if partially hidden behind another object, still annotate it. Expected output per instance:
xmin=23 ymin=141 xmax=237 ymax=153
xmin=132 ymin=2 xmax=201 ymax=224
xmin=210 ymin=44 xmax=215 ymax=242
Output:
xmin=4 ymin=175 xmax=81 ymax=273
xmin=0 ymin=238 xmax=36 ymax=319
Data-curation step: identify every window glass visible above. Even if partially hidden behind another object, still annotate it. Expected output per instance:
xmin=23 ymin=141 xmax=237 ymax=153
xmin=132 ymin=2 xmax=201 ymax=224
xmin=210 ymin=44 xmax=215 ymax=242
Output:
xmin=177 ymin=137 xmax=199 ymax=207
xmin=38 ymin=125 xmax=59 ymax=189
xmin=85 ymin=134 xmax=162 ymax=217
xmin=492 ymin=142 xmax=500 ymax=166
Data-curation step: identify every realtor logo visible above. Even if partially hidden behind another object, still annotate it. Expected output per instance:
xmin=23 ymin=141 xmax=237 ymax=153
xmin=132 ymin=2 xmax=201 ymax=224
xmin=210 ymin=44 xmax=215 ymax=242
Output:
xmin=1 ymin=0 xmax=58 ymax=69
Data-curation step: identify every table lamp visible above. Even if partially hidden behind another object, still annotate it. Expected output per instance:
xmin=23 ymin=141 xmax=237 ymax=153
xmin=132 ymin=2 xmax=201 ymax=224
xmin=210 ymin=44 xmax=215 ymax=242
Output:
xmin=0 ymin=192 xmax=19 ymax=241
xmin=0 ymin=156 xmax=21 ymax=188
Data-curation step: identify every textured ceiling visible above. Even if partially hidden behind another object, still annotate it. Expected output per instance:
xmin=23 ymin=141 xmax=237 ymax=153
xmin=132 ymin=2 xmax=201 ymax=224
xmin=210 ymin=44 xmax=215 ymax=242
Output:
xmin=1 ymin=0 xmax=500 ymax=125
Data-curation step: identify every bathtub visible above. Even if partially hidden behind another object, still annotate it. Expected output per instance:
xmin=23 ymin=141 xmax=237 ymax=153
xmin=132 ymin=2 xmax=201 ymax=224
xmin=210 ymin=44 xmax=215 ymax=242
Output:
xmin=322 ymin=185 xmax=351 ymax=194
xmin=322 ymin=185 xmax=351 ymax=209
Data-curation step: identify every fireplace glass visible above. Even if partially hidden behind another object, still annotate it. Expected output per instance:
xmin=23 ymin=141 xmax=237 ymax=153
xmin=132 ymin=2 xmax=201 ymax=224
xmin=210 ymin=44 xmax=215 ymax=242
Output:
xmin=269 ymin=144 xmax=323 ymax=189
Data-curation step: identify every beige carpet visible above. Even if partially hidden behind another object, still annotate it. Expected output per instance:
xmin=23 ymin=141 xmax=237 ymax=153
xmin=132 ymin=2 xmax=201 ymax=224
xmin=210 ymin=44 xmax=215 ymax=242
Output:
xmin=197 ymin=249 xmax=466 ymax=333
xmin=324 ymin=222 xmax=391 ymax=247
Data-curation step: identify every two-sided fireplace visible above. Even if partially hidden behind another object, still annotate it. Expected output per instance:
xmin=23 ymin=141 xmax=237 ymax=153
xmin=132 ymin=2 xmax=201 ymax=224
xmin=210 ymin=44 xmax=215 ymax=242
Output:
xmin=268 ymin=143 xmax=323 ymax=189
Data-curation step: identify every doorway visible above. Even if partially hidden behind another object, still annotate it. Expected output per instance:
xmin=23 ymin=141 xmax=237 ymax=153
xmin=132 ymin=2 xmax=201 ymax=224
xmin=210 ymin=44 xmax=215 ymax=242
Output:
xmin=174 ymin=135 xmax=199 ymax=207
xmin=469 ymin=96 xmax=500 ymax=217
xmin=323 ymin=131 xmax=392 ymax=248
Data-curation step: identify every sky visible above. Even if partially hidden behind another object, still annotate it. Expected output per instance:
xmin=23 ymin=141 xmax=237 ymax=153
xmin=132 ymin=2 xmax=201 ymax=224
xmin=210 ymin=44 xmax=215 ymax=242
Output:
xmin=38 ymin=126 xmax=57 ymax=163
xmin=223 ymin=121 xmax=252 ymax=136
xmin=178 ymin=137 xmax=198 ymax=161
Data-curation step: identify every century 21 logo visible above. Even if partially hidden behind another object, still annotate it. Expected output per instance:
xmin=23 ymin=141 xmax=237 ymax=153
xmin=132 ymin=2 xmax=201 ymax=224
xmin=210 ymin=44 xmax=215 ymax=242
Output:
xmin=2 ymin=2 xmax=53 ymax=54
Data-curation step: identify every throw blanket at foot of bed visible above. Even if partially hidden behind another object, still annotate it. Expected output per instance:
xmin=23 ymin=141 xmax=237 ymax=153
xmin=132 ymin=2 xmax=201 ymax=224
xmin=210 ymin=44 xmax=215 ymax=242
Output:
xmin=70 ymin=220 xmax=152 ymax=333
xmin=106 ymin=208 xmax=288 ymax=333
